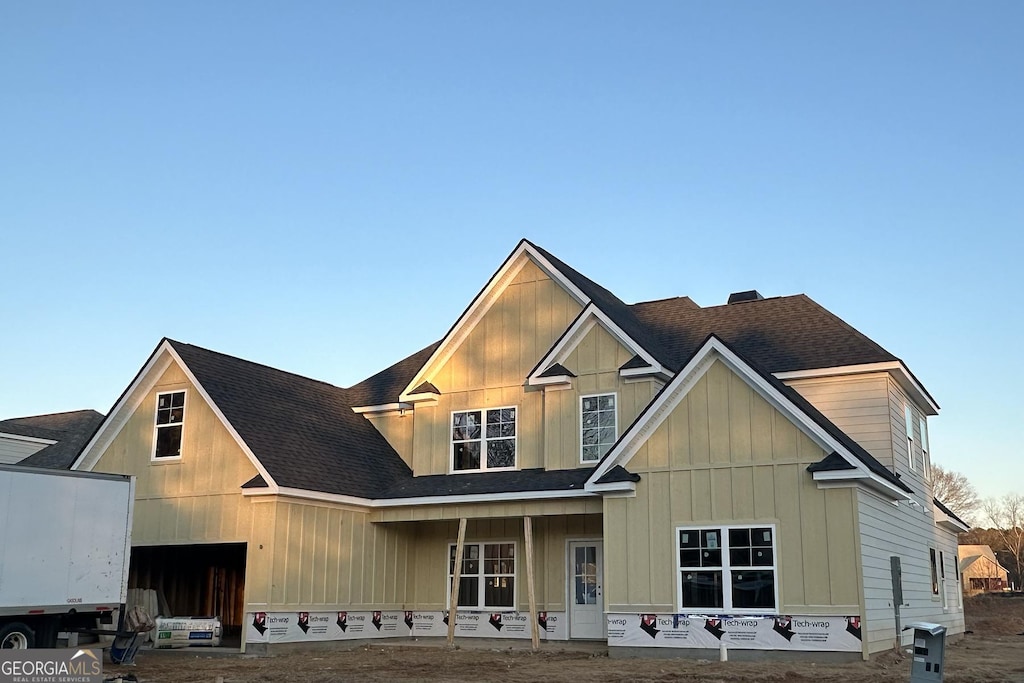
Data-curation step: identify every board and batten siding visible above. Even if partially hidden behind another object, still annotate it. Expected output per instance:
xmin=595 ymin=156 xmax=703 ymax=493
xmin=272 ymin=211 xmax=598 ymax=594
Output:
xmin=408 ymin=259 xmax=583 ymax=475
xmin=0 ymin=435 xmax=50 ymax=464
xmin=544 ymin=322 xmax=657 ymax=471
xmin=366 ymin=412 xmax=415 ymax=470
xmin=245 ymin=496 xmax=412 ymax=612
xmin=402 ymin=514 xmax=602 ymax=613
xmin=91 ymin=362 xmax=258 ymax=547
xmin=604 ymin=360 xmax=862 ymax=616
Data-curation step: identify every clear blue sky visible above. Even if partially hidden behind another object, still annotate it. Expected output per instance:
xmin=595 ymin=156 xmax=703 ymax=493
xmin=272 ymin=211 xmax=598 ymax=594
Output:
xmin=2 ymin=2 xmax=1021 ymax=500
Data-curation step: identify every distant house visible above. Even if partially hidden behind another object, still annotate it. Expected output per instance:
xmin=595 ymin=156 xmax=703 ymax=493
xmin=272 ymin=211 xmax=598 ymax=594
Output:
xmin=0 ymin=410 xmax=103 ymax=466
xmin=959 ymin=545 xmax=1010 ymax=595
xmin=67 ymin=239 xmax=966 ymax=659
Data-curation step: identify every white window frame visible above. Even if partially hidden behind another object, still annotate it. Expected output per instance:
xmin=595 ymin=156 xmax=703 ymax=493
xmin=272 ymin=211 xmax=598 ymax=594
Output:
xmin=929 ymin=548 xmax=940 ymax=597
xmin=450 ymin=406 xmax=518 ymax=473
xmin=447 ymin=540 xmax=517 ymax=611
xmin=580 ymin=392 xmax=618 ymax=464
xmin=152 ymin=390 xmax=186 ymax=461
xmin=675 ymin=523 xmax=779 ymax=614
xmin=904 ymin=403 xmax=916 ymax=471
xmin=939 ymin=550 xmax=949 ymax=611
xmin=919 ymin=416 xmax=930 ymax=480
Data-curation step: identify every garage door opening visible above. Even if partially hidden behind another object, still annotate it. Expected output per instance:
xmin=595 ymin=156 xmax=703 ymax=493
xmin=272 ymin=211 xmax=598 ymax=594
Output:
xmin=129 ymin=543 xmax=246 ymax=636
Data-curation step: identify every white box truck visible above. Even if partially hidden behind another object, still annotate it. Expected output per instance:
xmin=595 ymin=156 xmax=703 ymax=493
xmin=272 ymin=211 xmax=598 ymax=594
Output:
xmin=0 ymin=464 xmax=134 ymax=648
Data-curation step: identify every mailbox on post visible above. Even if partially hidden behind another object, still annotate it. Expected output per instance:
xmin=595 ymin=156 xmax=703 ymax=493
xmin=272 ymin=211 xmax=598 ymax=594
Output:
xmin=903 ymin=621 xmax=947 ymax=682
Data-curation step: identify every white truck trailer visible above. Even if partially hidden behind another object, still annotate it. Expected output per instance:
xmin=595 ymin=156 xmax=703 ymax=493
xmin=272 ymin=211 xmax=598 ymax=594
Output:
xmin=0 ymin=464 xmax=134 ymax=648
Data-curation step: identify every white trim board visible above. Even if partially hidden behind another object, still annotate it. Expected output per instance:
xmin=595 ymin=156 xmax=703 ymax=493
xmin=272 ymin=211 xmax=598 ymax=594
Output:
xmin=0 ymin=432 xmax=58 ymax=446
xmin=527 ymin=304 xmax=671 ymax=386
xmin=73 ymin=341 xmax=279 ymax=493
xmin=774 ymin=361 xmax=939 ymax=415
xmin=243 ymin=485 xmax=599 ymax=508
xmin=399 ymin=241 xmax=590 ymax=402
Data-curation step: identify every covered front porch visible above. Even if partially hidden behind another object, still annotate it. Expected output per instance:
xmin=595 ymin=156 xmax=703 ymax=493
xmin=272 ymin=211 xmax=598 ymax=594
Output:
xmin=372 ymin=499 xmax=605 ymax=643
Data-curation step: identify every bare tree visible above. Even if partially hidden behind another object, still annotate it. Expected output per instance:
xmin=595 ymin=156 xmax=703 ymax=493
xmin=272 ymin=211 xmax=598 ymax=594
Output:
xmin=931 ymin=463 xmax=980 ymax=524
xmin=981 ymin=493 xmax=1024 ymax=590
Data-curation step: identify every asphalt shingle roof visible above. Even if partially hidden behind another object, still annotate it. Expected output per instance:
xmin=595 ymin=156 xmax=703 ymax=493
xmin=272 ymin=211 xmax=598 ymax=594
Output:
xmin=7 ymin=410 xmax=106 ymax=469
xmin=631 ymin=294 xmax=899 ymax=374
xmin=381 ymin=467 xmax=593 ymax=499
xmin=168 ymin=340 xmax=411 ymax=498
xmin=43 ymin=241 xmax=923 ymax=502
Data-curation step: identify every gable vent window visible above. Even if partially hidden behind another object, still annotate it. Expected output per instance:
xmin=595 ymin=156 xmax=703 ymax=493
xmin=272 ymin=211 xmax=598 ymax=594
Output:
xmin=154 ymin=390 xmax=186 ymax=459
xmin=451 ymin=407 xmax=516 ymax=472
xmin=581 ymin=393 xmax=617 ymax=463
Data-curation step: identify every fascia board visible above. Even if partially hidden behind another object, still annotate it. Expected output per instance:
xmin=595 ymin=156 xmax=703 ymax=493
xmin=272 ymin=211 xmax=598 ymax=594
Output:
xmin=528 ymin=305 xmax=665 ymax=384
xmin=526 ymin=375 xmax=573 ymax=387
xmin=244 ymin=485 xmax=596 ymax=508
xmin=774 ymin=361 xmax=939 ymax=415
xmin=583 ymin=481 xmax=636 ymax=494
xmin=352 ymin=403 xmax=413 ymax=415
xmin=74 ymin=341 xmax=280 ymax=494
xmin=811 ymin=469 xmax=906 ymax=500
xmin=934 ymin=507 xmax=971 ymax=533
xmin=73 ymin=347 xmax=175 ymax=471
xmin=588 ymin=336 xmax=888 ymax=492
xmin=162 ymin=344 xmax=279 ymax=491
xmin=0 ymin=432 xmax=58 ymax=446
xmin=244 ymin=487 xmax=374 ymax=509
xmin=399 ymin=242 xmax=591 ymax=402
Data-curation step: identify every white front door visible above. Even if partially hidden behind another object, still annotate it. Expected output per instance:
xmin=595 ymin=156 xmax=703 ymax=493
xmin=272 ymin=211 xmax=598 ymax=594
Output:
xmin=569 ymin=540 xmax=604 ymax=639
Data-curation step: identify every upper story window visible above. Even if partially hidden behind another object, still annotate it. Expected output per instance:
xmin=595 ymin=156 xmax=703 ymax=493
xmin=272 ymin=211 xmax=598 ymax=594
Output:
xmin=154 ymin=390 xmax=186 ymax=459
xmin=451 ymin=407 xmax=516 ymax=472
xmin=676 ymin=525 xmax=777 ymax=613
xmin=581 ymin=393 xmax=616 ymax=463
xmin=919 ymin=416 xmax=930 ymax=479
xmin=904 ymin=403 xmax=916 ymax=471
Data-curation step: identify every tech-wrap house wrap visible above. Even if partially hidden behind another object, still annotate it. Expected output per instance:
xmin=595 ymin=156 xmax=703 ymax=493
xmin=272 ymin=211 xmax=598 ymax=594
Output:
xmin=66 ymin=239 xmax=967 ymax=658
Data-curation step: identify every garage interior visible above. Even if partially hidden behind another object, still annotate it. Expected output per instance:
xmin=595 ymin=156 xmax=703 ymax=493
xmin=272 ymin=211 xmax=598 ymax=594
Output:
xmin=128 ymin=543 xmax=246 ymax=637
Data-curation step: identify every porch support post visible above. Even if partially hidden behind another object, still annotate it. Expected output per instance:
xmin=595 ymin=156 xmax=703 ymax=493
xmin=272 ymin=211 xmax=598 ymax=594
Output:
xmin=524 ymin=516 xmax=540 ymax=650
xmin=447 ymin=517 xmax=468 ymax=647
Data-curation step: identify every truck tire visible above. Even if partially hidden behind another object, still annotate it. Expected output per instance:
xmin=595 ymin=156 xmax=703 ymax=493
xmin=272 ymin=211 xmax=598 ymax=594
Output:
xmin=0 ymin=622 xmax=35 ymax=649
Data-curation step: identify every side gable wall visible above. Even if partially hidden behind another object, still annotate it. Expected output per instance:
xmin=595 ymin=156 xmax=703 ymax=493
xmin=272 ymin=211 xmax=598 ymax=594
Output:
xmin=604 ymin=360 xmax=863 ymax=617
xmin=784 ymin=373 xmax=894 ymax=470
xmin=91 ymin=361 xmax=259 ymax=545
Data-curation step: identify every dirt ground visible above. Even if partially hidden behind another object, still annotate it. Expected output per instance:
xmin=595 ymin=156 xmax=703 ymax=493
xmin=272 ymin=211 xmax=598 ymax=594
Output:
xmin=107 ymin=595 xmax=1024 ymax=683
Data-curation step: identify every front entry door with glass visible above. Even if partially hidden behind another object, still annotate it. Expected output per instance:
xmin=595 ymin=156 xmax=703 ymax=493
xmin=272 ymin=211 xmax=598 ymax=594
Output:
xmin=569 ymin=540 xmax=604 ymax=639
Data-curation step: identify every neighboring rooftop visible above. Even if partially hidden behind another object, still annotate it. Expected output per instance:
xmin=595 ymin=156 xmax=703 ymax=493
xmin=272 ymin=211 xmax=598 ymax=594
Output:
xmin=5 ymin=410 xmax=106 ymax=469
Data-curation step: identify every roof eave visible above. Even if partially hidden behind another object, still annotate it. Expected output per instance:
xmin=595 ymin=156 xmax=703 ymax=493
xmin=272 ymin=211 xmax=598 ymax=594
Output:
xmin=774 ymin=361 xmax=939 ymax=415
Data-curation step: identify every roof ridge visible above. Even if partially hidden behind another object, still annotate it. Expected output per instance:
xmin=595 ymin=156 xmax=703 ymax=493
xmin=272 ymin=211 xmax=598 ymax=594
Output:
xmin=630 ymin=295 xmax=700 ymax=307
xmin=166 ymin=339 xmax=345 ymax=393
xmin=1 ymin=408 xmax=102 ymax=422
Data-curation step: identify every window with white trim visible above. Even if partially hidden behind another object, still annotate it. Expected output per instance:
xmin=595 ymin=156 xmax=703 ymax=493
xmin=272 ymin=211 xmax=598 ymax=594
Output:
xmin=448 ymin=542 xmax=516 ymax=610
xmin=676 ymin=525 xmax=777 ymax=612
xmin=929 ymin=548 xmax=939 ymax=595
xmin=581 ymin=393 xmax=616 ymax=463
xmin=905 ymin=403 xmax=916 ymax=471
xmin=939 ymin=550 xmax=948 ymax=610
xmin=919 ymin=416 xmax=930 ymax=480
xmin=451 ymin=408 xmax=516 ymax=472
xmin=153 ymin=390 xmax=186 ymax=459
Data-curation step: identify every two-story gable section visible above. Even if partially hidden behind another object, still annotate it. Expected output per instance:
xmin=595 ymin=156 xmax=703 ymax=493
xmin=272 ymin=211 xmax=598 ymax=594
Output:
xmin=59 ymin=239 xmax=965 ymax=658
